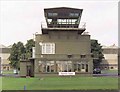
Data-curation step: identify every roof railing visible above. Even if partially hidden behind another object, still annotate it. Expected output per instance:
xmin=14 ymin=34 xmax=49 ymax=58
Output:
xmin=41 ymin=22 xmax=86 ymax=29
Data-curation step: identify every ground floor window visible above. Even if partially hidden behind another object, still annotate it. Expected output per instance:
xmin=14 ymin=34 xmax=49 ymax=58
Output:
xmin=82 ymin=64 xmax=85 ymax=69
xmin=74 ymin=62 xmax=81 ymax=72
xmin=39 ymin=61 xmax=55 ymax=72
xmin=38 ymin=61 xmax=88 ymax=73
xmin=3 ymin=66 xmax=6 ymax=70
xmin=111 ymin=67 xmax=114 ymax=69
xmin=56 ymin=61 xmax=72 ymax=72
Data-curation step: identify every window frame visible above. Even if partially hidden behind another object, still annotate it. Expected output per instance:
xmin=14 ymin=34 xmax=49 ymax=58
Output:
xmin=41 ymin=43 xmax=55 ymax=54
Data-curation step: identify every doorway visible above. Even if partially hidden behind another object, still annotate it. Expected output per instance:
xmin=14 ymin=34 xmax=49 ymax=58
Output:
xmin=86 ymin=64 xmax=88 ymax=72
xmin=27 ymin=66 xmax=32 ymax=76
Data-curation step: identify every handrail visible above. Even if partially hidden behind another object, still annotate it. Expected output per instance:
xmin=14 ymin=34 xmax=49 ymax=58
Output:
xmin=41 ymin=22 xmax=86 ymax=29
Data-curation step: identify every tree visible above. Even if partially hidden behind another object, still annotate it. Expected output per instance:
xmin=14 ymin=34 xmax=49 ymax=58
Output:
xmin=8 ymin=39 xmax=35 ymax=69
xmin=8 ymin=42 xmax=25 ymax=69
xmin=25 ymin=39 xmax=35 ymax=59
xmin=91 ymin=40 xmax=104 ymax=68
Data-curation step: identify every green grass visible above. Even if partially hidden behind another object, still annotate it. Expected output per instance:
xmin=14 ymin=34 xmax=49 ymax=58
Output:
xmin=2 ymin=70 xmax=14 ymax=74
xmin=2 ymin=76 xmax=118 ymax=90
xmin=101 ymin=70 xmax=118 ymax=74
xmin=0 ymin=77 xmax=2 ymax=91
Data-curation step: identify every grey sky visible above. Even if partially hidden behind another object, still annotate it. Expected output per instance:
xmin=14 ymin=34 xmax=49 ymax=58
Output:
xmin=0 ymin=0 xmax=118 ymax=46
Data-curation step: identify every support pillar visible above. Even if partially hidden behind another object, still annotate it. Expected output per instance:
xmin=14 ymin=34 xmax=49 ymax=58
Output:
xmin=88 ymin=58 xmax=93 ymax=73
xmin=71 ymin=61 xmax=74 ymax=72
xmin=34 ymin=58 xmax=39 ymax=74
xmin=54 ymin=61 xmax=57 ymax=72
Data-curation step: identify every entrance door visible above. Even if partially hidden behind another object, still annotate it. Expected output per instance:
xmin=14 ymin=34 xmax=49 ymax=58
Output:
xmin=27 ymin=66 xmax=31 ymax=76
xmin=47 ymin=66 xmax=50 ymax=72
xmin=86 ymin=64 xmax=88 ymax=72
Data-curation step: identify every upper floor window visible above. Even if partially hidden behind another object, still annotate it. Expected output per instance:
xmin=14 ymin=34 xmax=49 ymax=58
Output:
xmin=69 ymin=13 xmax=79 ymax=17
xmin=48 ymin=13 xmax=58 ymax=17
xmin=47 ymin=19 xmax=52 ymax=24
xmin=41 ymin=43 xmax=55 ymax=54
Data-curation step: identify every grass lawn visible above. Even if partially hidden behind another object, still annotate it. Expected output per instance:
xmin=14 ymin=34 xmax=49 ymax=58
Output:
xmin=1 ymin=76 xmax=118 ymax=90
xmin=101 ymin=70 xmax=118 ymax=74
xmin=2 ymin=70 xmax=14 ymax=74
xmin=0 ymin=77 xmax=2 ymax=91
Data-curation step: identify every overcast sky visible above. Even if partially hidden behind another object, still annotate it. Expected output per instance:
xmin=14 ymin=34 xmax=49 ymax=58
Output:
xmin=0 ymin=0 xmax=118 ymax=46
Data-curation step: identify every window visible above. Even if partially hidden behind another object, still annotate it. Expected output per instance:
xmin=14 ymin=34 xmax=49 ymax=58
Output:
xmin=75 ymin=13 xmax=79 ymax=16
xmin=73 ymin=62 xmax=81 ymax=72
xmin=82 ymin=64 xmax=84 ymax=69
xmin=3 ymin=66 xmax=6 ymax=70
xmin=56 ymin=61 xmax=72 ymax=72
xmin=48 ymin=13 xmax=58 ymax=17
xmin=81 ymin=55 xmax=86 ymax=58
xmin=111 ymin=67 xmax=114 ymax=69
xmin=41 ymin=43 xmax=55 ymax=54
xmin=57 ymin=19 xmax=78 ymax=24
xmin=47 ymin=19 xmax=52 ymax=24
xmin=69 ymin=13 xmax=79 ymax=17
xmin=67 ymin=54 xmax=72 ymax=58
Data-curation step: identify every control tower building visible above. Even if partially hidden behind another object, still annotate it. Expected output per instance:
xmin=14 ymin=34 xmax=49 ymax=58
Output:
xmin=20 ymin=7 xmax=93 ymax=77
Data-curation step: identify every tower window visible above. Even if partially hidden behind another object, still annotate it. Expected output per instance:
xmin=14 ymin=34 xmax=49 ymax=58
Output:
xmin=48 ymin=13 xmax=58 ymax=17
xmin=69 ymin=13 xmax=79 ymax=17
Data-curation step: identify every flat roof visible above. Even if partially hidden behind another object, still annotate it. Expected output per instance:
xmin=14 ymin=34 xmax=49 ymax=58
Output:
xmin=42 ymin=28 xmax=86 ymax=34
xmin=44 ymin=7 xmax=83 ymax=19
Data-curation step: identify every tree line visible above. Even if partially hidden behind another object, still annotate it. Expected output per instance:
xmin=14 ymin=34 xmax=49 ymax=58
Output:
xmin=8 ymin=39 xmax=104 ymax=70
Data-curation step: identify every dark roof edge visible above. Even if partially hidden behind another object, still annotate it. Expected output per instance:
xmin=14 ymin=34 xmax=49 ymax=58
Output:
xmin=44 ymin=7 xmax=83 ymax=11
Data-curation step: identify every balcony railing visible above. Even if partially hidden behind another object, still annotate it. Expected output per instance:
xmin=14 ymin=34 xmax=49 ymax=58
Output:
xmin=41 ymin=22 xmax=86 ymax=29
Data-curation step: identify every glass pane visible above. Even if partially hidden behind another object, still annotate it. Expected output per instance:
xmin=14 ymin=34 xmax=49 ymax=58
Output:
xmin=48 ymin=13 xmax=58 ymax=17
xmin=69 ymin=13 xmax=79 ymax=17
xmin=47 ymin=19 xmax=52 ymax=24
xmin=41 ymin=43 xmax=55 ymax=54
